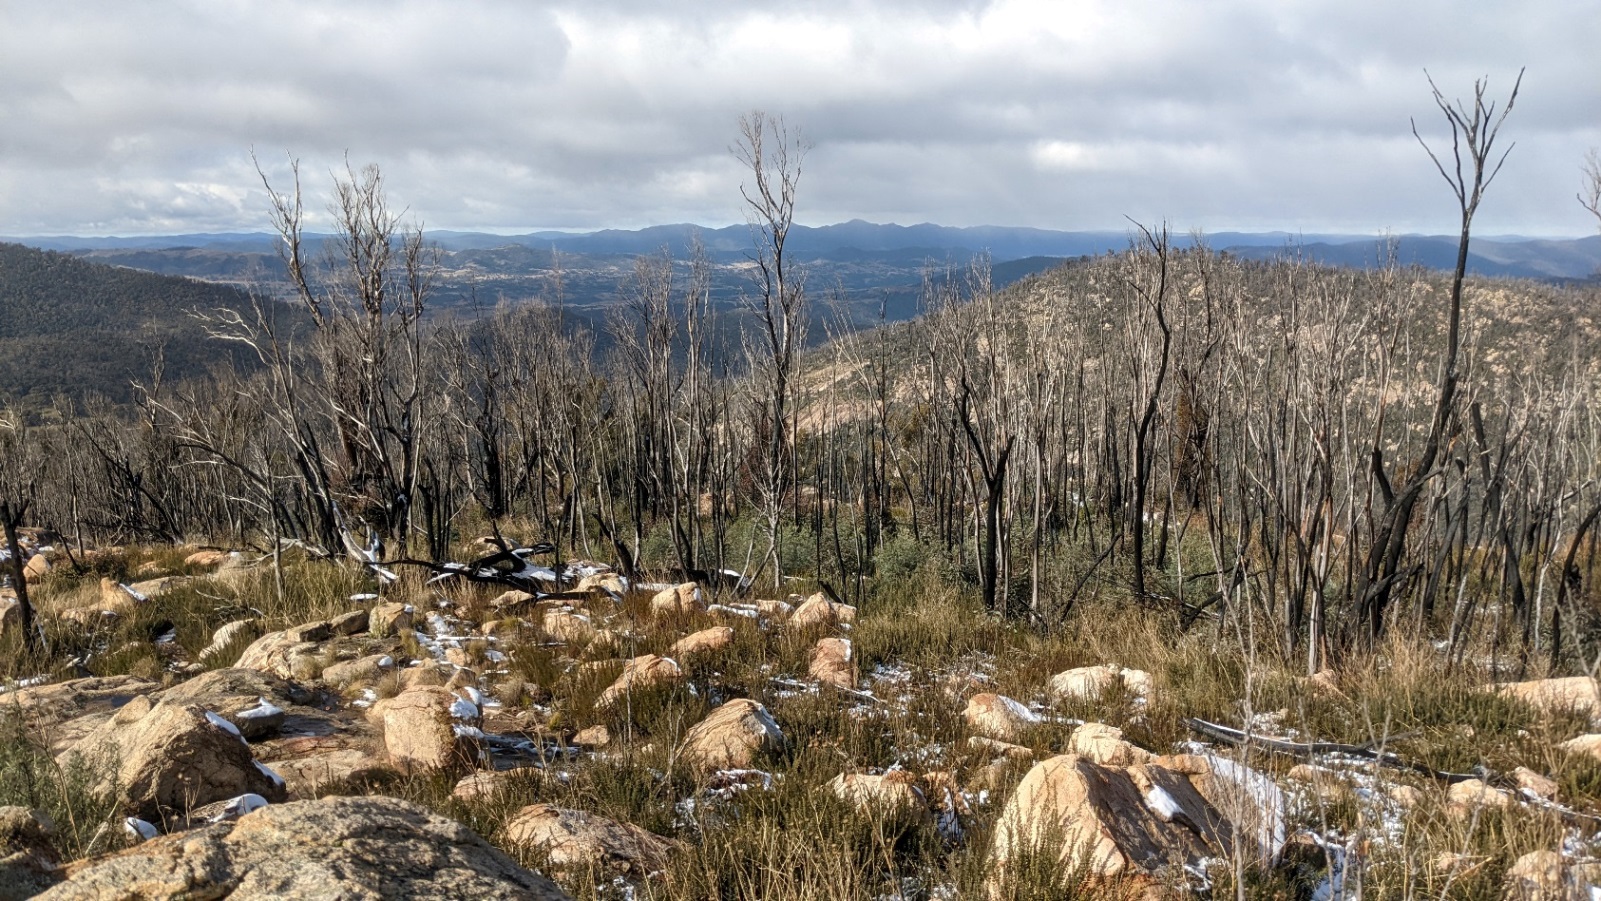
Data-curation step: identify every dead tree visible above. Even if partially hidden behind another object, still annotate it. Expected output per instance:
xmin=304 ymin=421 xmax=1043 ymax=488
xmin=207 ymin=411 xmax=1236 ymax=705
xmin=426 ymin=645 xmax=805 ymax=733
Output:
xmin=734 ymin=112 xmax=808 ymax=589
xmin=1581 ymin=148 xmax=1601 ymax=230
xmin=1121 ymin=224 xmax=1174 ymax=601
xmin=1354 ymin=69 xmax=1522 ymax=641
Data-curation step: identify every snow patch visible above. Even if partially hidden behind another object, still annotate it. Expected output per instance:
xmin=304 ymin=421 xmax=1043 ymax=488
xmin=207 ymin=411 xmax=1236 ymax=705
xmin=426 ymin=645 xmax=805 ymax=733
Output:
xmin=236 ymin=698 xmax=283 ymax=721
xmin=253 ymin=760 xmax=285 ymax=789
xmin=1144 ymin=785 xmax=1182 ymax=822
xmin=205 ymin=711 xmax=245 ymax=741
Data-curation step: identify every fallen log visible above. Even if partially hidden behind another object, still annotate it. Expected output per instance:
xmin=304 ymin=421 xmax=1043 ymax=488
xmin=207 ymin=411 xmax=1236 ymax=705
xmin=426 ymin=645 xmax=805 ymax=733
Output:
xmin=1183 ymin=717 xmax=1478 ymax=783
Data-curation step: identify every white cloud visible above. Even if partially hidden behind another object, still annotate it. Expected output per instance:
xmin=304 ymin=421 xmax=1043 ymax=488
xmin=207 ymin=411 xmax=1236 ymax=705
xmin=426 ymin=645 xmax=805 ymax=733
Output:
xmin=0 ymin=0 xmax=1595 ymax=235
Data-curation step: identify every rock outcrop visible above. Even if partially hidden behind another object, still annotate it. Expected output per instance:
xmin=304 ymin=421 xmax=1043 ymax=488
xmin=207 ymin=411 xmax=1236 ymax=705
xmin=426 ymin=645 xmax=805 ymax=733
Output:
xmin=988 ymin=751 xmax=1283 ymax=894
xmin=595 ymin=654 xmax=683 ymax=709
xmin=788 ymin=592 xmax=856 ymax=630
xmin=378 ymin=686 xmax=481 ymax=772
xmin=809 ymin=637 xmax=856 ymax=689
xmin=504 ymin=804 xmax=678 ymax=880
xmin=650 ymin=582 xmax=705 ymax=617
xmin=1069 ymin=722 xmax=1151 ymax=767
xmin=1504 ymin=849 xmax=1601 ymax=900
xmin=58 ymin=701 xmax=288 ymax=822
xmin=0 ymin=806 xmax=60 ymax=900
xmin=1498 ymin=676 xmax=1601 ymax=717
xmin=234 ymin=629 xmax=322 ymax=681
xmin=369 ymin=602 xmax=414 ymax=638
xmin=1047 ymin=664 xmax=1152 ymax=702
xmin=679 ymin=698 xmax=784 ymax=773
xmin=39 ymin=796 xmax=571 ymax=900
xmin=964 ymin=693 xmax=1040 ymax=742
xmin=669 ymin=626 xmax=735 ymax=659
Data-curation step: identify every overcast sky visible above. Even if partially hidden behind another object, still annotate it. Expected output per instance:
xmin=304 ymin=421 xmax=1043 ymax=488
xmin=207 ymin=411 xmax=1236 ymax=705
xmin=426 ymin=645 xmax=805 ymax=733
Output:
xmin=2 ymin=0 xmax=1597 ymax=237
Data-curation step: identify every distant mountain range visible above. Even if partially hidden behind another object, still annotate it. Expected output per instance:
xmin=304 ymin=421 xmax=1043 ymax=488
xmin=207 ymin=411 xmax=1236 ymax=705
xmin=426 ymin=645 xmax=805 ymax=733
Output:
xmin=3 ymin=220 xmax=1597 ymax=407
xmin=9 ymin=221 xmax=1599 ymax=280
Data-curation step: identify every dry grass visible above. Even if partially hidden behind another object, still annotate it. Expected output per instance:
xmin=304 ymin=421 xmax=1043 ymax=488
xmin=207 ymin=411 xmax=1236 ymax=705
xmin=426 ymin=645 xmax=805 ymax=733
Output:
xmin=3 ymin=536 xmax=1599 ymax=900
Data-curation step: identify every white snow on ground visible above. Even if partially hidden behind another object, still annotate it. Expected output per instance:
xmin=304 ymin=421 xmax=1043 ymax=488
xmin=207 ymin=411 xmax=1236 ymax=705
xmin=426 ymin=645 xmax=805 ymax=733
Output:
xmin=1202 ymin=753 xmax=1287 ymax=862
xmin=1144 ymin=785 xmax=1183 ymax=821
xmin=205 ymin=711 xmax=244 ymax=741
xmin=997 ymin=694 xmax=1042 ymax=724
xmin=236 ymin=697 xmax=283 ymax=721
xmin=706 ymin=604 xmax=759 ymax=619
xmin=0 ymin=675 xmax=48 ymax=694
xmin=253 ymin=760 xmax=286 ymax=789
xmin=209 ymin=793 xmax=269 ymax=821
xmin=124 ymin=817 xmax=159 ymax=841
xmin=449 ymin=696 xmax=480 ymax=721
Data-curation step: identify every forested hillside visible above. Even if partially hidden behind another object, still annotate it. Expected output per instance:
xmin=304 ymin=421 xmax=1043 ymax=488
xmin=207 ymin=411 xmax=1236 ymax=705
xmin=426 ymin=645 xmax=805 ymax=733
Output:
xmin=0 ymin=242 xmax=275 ymax=405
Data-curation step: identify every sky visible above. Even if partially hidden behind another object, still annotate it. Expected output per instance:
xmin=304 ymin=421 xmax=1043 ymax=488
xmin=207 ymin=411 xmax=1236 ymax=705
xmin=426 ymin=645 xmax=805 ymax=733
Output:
xmin=1 ymin=0 xmax=1598 ymax=237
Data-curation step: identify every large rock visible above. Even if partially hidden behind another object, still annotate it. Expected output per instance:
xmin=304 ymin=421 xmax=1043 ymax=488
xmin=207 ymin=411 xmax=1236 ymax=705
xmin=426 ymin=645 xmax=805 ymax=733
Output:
xmin=322 ymin=654 xmax=396 ymax=691
xmin=788 ymin=592 xmax=857 ymax=630
xmin=22 ymin=553 xmax=50 ymax=583
xmin=542 ymin=610 xmax=597 ymax=644
xmin=38 ymin=796 xmax=570 ymax=900
xmin=503 ymin=804 xmax=678 ymax=880
xmin=234 ymin=629 xmax=323 ymax=680
xmin=650 ymin=582 xmax=705 ymax=617
xmin=0 ymin=675 xmax=159 ymax=741
xmin=679 ymin=699 xmax=784 ymax=773
xmin=828 ymin=772 xmax=926 ymax=817
xmin=183 ymin=549 xmax=233 ymax=569
xmin=369 ymin=602 xmax=414 ymax=638
xmin=1046 ymin=664 xmax=1151 ymax=702
xmin=157 ymin=668 xmax=310 ymax=741
xmin=96 ymin=578 xmax=144 ymax=613
xmin=1158 ymin=753 xmax=1285 ymax=868
xmin=1505 ymin=849 xmax=1601 ymax=900
xmin=577 ymin=571 xmax=627 ymax=597
xmin=809 ymin=637 xmax=856 ymax=689
xmin=1446 ymin=778 xmax=1514 ymax=814
xmin=1560 ymin=734 xmax=1601 ymax=760
xmin=595 ymin=654 xmax=683 ymax=709
xmin=1070 ymin=723 xmax=1151 ymax=767
xmin=964 ymin=693 xmax=1040 ymax=743
xmin=988 ymin=754 xmax=1253 ymax=893
xmin=380 ymin=687 xmax=480 ymax=772
xmin=265 ymin=747 xmax=399 ymax=800
xmin=1498 ymin=677 xmax=1601 ymax=717
xmin=0 ymin=806 xmax=60 ymax=900
xmin=58 ymin=701 xmax=288 ymax=821
xmin=669 ymin=626 xmax=734 ymax=659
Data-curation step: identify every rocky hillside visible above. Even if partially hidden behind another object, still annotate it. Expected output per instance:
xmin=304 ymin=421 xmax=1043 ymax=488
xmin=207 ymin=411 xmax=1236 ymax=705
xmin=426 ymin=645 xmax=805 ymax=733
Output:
xmin=3 ymin=541 xmax=1600 ymax=899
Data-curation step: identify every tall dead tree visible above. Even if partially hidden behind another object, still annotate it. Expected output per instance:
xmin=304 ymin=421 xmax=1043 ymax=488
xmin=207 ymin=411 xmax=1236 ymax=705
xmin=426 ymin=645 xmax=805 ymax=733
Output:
xmin=1583 ymin=148 xmax=1601 ymax=231
xmin=1355 ymin=69 xmax=1522 ymax=641
xmin=1122 ymin=224 xmax=1174 ymax=601
xmin=734 ymin=112 xmax=809 ymax=589
xmin=163 ymin=157 xmax=436 ymax=566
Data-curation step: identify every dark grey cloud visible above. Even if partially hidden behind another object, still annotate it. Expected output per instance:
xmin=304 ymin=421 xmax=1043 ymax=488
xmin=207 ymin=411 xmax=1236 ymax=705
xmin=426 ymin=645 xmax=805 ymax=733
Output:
xmin=0 ymin=0 xmax=1596 ymax=236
